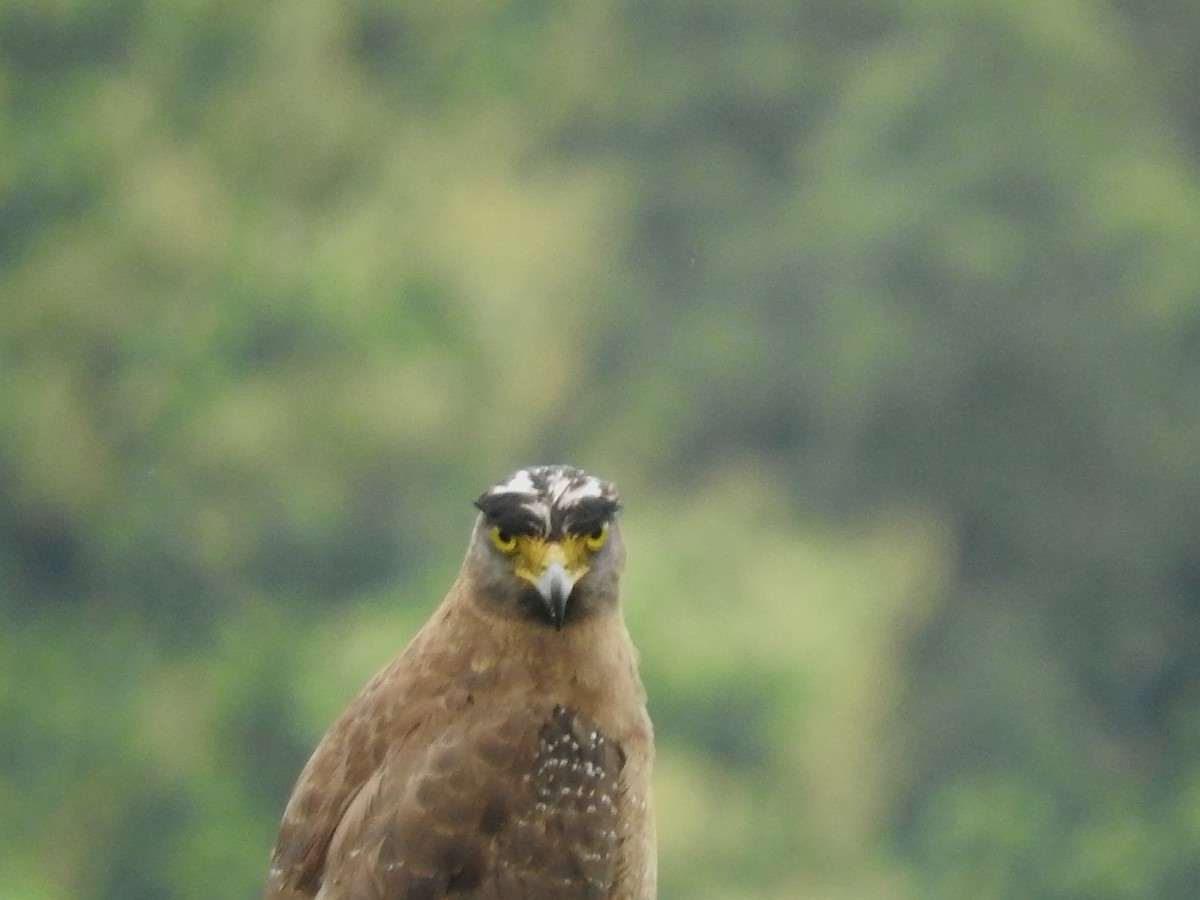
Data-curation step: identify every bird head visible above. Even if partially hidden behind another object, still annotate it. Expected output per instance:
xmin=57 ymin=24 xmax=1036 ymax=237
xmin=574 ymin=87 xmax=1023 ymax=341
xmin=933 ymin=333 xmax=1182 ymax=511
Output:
xmin=466 ymin=465 xmax=625 ymax=630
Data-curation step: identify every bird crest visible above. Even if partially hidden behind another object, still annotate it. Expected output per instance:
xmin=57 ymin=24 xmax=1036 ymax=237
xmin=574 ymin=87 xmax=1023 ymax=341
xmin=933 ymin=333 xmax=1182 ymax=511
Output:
xmin=475 ymin=465 xmax=620 ymax=540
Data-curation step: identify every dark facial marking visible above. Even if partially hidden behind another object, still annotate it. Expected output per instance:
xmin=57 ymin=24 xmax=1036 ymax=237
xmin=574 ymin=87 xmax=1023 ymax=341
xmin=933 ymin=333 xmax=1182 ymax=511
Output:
xmin=473 ymin=492 xmax=619 ymax=541
xmin=473 ymin=493 xmax=544 ymax=537
xmin=559 ymin=497 xmax=620 ymax=538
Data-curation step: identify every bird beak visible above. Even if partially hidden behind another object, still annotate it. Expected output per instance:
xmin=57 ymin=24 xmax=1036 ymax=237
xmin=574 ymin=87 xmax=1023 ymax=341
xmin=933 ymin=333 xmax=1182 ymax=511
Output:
xmin=512 ymin=538 xmax=588 ymax=629
xmin=528 ymin=542 xmax=585 ymax=630
xmin=535 ymin=560 xmax=576 ymax=630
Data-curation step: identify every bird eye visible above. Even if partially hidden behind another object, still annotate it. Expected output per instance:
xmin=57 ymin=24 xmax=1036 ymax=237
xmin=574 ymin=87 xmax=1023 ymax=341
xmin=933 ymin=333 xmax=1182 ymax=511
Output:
xmin=490 ymin=526 xmax=517 ymax=553
xmin=584 ymin=524 xmax=608 ymax=551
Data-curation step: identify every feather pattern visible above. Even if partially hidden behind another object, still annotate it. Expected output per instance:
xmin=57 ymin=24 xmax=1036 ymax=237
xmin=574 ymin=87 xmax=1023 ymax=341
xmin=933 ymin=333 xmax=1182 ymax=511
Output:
xmin=266 ymin=467 xmax=654 ymax=900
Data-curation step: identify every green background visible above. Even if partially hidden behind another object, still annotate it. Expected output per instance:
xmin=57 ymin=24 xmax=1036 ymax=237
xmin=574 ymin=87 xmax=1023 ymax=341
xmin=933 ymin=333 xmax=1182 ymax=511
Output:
xmin=3 ymin=0 xmax=1200 ymax=897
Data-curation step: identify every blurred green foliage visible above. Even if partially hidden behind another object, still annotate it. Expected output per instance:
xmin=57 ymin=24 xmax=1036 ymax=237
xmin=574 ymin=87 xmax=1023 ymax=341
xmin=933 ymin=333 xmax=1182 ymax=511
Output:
xmin=3 ymin=0 xmax=1200 ymax=897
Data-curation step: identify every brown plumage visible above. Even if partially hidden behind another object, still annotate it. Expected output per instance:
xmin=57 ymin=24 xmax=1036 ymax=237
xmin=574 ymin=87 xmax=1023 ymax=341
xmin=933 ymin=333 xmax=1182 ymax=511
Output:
xmin=266 ymin=465 xmax=656 ymax=900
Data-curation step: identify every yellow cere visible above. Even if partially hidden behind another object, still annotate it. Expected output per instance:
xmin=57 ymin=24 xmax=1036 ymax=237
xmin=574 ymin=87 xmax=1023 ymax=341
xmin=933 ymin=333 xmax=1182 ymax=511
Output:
xmin=511 ymin=534 xmax=594 ymax=586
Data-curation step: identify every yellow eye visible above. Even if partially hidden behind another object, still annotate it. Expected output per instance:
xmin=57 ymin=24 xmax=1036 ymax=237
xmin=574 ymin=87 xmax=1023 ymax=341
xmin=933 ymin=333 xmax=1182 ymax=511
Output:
xmin=584 ymin=524 xmax=609 ymax=551
xmin=490 ymin=526 xmax=517 ymax=553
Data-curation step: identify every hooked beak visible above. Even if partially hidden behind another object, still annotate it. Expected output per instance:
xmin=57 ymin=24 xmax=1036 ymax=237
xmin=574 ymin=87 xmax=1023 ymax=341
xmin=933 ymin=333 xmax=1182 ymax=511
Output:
xmin=535 ymin=560 xmax=577 ymax=630
xmin=515 ymin=540 xmax=588 ymax=630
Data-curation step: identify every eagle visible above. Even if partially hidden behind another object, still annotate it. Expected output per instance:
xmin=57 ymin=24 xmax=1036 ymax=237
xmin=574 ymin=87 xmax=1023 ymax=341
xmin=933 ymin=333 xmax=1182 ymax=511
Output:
xmin=265 ymin=465 xmax=656 ymax=899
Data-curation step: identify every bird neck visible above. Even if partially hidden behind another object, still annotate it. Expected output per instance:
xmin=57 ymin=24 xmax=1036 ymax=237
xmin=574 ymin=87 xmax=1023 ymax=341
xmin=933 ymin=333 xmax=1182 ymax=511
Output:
xmin=422 ymin=575 xmax=648 ymax=730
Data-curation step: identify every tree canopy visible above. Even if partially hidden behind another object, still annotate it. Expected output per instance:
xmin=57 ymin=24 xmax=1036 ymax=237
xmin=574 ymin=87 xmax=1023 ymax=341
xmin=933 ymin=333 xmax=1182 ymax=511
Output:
xmin=3 ymin=1 xmax=1200 ymax=898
